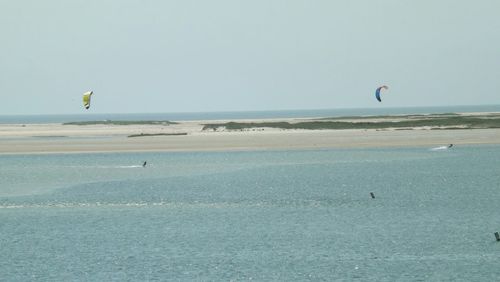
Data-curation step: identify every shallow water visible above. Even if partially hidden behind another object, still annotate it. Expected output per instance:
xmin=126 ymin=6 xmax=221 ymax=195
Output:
xmin=1 ymin=146 xmax=500 ymax=281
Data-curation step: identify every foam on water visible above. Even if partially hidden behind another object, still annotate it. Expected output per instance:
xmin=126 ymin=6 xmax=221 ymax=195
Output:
xmin=66 ymin=165 xmax=145 ymax=169
xmin=430 ymin=145 xmax=450 ymax=151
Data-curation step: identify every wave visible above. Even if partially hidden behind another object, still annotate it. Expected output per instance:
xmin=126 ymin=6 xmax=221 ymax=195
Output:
xmin=116 ymin=165 xmax=144 ymax=168
xmin=0 ymin=198 xmax=361 ymax=210
xmin=430 ymin=146 xmax=450 ymax=151
xmin=65 ymin=165 xmax=146 ymax=169
xmin=0 ymin=202 xmax=240 ymax=209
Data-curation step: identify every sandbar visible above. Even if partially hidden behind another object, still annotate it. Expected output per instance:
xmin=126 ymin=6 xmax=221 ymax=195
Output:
xmin=1 ymin=115 xmax=499 ymax=154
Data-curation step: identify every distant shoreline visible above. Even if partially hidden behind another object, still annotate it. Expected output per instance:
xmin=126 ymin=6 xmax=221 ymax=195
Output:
xmin=1 ymin=112 xmax=499 ymax=154
xmin=2 ymin=105 xmax=500 ymax=124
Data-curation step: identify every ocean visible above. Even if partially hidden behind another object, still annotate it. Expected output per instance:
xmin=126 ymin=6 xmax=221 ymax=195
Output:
xmin=1 ymin=105 xmax=500 ymax=124
xmin=1 ymin=146 xmax=500 ymax=281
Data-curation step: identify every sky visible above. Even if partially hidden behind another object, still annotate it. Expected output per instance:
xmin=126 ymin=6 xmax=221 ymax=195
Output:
xmin=1 ymin=0 xmax=499 ymax=115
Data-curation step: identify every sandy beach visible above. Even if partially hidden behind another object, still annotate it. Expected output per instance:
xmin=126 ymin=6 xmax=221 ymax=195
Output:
xmin=1 ymin=115 xmax=500 ymax=154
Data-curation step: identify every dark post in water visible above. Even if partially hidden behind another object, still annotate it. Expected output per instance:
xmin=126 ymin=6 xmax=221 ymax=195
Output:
xmin=370 ymin=192 xmax=375 ymax=199
xmin=495 ymin=232 xmax=500 ymax=242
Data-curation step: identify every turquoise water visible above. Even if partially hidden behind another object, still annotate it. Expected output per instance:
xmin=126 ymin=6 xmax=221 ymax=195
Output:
xmin=1 ymin=146 xmax=500 ymax=281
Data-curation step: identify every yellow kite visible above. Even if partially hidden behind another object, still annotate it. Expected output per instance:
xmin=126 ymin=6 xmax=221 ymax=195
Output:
xmin=83 ymin=91 xmax=93 ymax=109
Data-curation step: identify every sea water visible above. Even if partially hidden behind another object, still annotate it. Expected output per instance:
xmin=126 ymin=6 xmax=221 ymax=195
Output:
xmin=1 ymin=105 xmax=500 ymax=124
xmin=1 ymin=146 xmax=500 ymax=281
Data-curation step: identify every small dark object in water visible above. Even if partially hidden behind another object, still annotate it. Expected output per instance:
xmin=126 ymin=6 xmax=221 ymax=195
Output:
xmin=495 ymin=232 xmax=500 ymax=242
xmin=143 ymin=161 xmax=147 ymax=167
xmin=370 ymin=192 xmax=375 ymax=199
xmin=448 ymin=144 xmax=453 ymax=148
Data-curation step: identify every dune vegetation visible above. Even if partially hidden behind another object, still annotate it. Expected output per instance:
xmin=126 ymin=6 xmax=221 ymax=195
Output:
xmin=127 ymin=133 xmax=187 ymax=138
xmin=202 ymin=113 xmax=500 ymax=131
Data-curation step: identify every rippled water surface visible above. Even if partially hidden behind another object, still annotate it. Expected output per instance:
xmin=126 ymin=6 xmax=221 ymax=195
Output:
xmin=1 ymin=146 xmax=500 ymax=281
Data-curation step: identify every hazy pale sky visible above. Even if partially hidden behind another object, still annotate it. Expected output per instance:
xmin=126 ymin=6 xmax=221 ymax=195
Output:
xmin=1 ymin=0 xmax=499 ymax=114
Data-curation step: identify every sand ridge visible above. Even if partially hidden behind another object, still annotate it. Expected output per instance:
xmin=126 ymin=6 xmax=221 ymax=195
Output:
xmin=1 ymin=115 xmax=500 ymax=154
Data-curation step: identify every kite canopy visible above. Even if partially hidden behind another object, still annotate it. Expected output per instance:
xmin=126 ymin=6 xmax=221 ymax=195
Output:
xmin=375 ymin=85 xmax=388 ymax=102
xmin=83 ymin=91 xmax=93 ymax=109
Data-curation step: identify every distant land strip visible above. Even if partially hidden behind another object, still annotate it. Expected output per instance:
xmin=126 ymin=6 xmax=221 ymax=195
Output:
xmin=64 ymin=120 xmax=176 ymax=126
xmin=128 ymin=133 xmax=188 ymax=138
xmin=203 ymin=114 xmax=500 ymax=131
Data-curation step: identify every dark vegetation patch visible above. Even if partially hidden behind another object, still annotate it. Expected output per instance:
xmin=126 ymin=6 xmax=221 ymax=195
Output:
xmin=203 ymin=115 xmax=500 ymax=131
xmin=128 ymin=133 xmax=187 ymax=138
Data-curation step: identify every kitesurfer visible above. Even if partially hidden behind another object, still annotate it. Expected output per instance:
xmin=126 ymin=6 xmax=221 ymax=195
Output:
xmin=142 ymin=161 xmax=147 ymax=167
xmin=448 ymin=144 xmax=453 ymax=148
